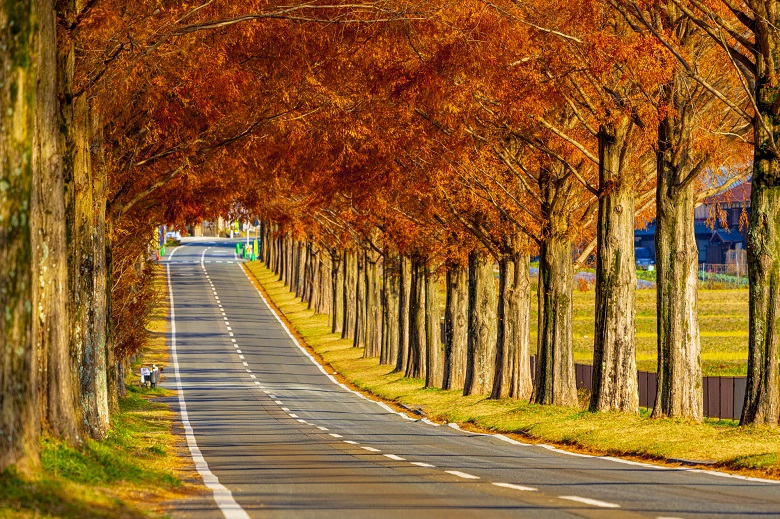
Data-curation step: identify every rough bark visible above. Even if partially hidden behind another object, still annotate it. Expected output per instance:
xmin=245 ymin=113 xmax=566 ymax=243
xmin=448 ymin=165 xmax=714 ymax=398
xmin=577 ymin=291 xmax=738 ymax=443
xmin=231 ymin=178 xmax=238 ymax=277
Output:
xmin=395 ymin=256 xmax=412 ymax=373
xmin=354 ymin=250 xmax=366 ymax=348
xmin=491 ymin=251 xmax=532 ymax=400
xmin=591 ymin=121 xmax=639 ymax=413
xmin=381 ymin=253 xmax=400 ymax=366
xmin=330 ymin=248 xmax=343 ymax=333
xmin=32 ymin=0 xmax=78 ymax=442
xmin=342 ymin=249 xmax=357 ymax=340
xmin=363 ymin=248 xmax=382 ymax=358
xmin=443 ymin=264 xmax=469 ymax=390
xmin=425 ymin=267 xmax=442 ymax=388
xmin=744 ymin=66 xmax=780 ymax=424
xmin=654 ymin=115 xmax=702 ymax=420
xmin=464 ymin=251 xmax=497 ymax=396
xmin=405 ymin=256 xmax=426 ymax=379
xmin=0 ymin=0 xmax=42 ymax=471
xmin=66 ymin=94 xmax=109 ymax=440
xmin=532 ymin=226 xmax=576 ymax=407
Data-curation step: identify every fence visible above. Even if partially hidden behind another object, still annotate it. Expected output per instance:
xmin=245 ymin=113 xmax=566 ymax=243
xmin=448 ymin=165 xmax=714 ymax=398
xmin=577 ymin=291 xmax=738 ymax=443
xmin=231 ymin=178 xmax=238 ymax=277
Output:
xmin=441 ymin=324 xmax=745 ymax=420
xmin=534 ymin=356 xmax=744 ymax=420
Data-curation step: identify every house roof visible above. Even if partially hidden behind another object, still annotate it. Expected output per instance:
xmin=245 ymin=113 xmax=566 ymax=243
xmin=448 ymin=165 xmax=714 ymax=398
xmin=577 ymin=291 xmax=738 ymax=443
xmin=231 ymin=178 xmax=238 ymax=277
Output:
xmin=703 ymin=181 xmax=751 ymax=205
xmin=711 ymin=228 xmax=742 ymax=243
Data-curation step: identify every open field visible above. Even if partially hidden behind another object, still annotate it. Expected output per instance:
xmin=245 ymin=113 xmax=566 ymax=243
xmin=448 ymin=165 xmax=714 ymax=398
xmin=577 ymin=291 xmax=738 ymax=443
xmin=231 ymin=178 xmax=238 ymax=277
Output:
xmin=556 ymin=288 xmax=749 ymax=376
xmin=0 ymin=268 xmax=204 ymax=518
xmin=245 ymin=261 xmax=779 ymax=478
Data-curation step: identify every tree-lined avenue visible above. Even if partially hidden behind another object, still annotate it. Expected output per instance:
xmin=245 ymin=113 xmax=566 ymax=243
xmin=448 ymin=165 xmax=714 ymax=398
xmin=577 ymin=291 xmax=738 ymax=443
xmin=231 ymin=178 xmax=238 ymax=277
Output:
xmin=165 ymin=240 xmax=780 ymax=518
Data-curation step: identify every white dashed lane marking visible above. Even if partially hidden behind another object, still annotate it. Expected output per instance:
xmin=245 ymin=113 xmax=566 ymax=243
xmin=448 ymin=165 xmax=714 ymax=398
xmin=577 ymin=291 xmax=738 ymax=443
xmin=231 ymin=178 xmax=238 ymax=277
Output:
xmin=384 ymin=454 xmax=405 ymax=461
xmin=558 ymin=496 xmax=620 ymax=509
xmin=493 ymin=482 xmax=537 ymax=492
xmin=410 ymin=462 xmax=436 ymax=468
xmin=361 ymin=446 xmax=381 ymax=453
xmin=446 ymin=470 xmax=480 ymax=480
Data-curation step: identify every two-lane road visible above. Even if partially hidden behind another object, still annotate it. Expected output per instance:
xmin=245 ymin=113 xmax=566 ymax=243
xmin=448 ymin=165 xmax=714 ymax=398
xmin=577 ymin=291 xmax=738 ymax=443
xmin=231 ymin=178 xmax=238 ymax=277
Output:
xmin=164 ymin=240 xmax=780 ymax=518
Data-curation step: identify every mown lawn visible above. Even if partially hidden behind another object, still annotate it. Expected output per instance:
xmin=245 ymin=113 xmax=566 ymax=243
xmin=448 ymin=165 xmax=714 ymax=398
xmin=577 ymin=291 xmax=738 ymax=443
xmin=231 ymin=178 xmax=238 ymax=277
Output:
xmin=245 ymin=260 xmax=779 ymax=478
xmin=0 ymin=268 xmax=204 ymax=518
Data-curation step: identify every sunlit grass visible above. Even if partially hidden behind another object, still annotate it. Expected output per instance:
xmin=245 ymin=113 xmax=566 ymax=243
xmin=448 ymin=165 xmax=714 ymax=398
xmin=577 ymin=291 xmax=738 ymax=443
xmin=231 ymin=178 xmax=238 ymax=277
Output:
xmin=246 ymin=260 xmax=780 ymax=478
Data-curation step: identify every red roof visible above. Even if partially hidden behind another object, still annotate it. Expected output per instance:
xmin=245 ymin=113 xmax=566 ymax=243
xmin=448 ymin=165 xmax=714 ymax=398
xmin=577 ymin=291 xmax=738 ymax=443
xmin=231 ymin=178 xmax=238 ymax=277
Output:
xmin=705 ymin=181 xmax=751 ymax=205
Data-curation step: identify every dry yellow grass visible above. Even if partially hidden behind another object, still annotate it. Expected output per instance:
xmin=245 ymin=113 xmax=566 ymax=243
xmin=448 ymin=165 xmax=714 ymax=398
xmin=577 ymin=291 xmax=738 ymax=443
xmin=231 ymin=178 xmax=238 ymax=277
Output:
xmin=245 ymin=260 xmax=780 ymax=479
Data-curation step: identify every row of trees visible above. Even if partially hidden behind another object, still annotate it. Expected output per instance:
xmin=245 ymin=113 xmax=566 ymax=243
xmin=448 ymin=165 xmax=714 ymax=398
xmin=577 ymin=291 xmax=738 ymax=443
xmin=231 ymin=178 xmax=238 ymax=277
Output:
xmin=1 ymin=0 xmax=778 ymax=474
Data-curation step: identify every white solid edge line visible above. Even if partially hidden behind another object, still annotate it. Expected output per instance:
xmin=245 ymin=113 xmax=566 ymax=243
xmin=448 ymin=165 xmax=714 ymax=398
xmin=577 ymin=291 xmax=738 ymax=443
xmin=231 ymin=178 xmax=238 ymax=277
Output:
xmin=558 ymin=495 xmax=620 ymax=508
xmin=539 ymin=444 xmax=593 ymax=458
xmin=167 ymin=262 xmax=250 ymax=519
xmin=445 ymin=470 xmax=480 ymax=480
xmin=492 ymin=482 xmax=537 ymax=492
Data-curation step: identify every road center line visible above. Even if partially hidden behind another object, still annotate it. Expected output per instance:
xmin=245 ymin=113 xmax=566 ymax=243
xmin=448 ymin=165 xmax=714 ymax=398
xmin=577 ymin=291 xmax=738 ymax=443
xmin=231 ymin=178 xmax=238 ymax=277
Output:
xmin=445 ymin=470 xmax=480 ymax=480
xmin=384 ymin=454 xmax=405 ymax=461
xmin=493 ymin=482 xmax=537 ymax=492
xmin=167 ymin=260 xmax=250 ymax=519
xmin=558 ymin=496 xmax=620 ymax=508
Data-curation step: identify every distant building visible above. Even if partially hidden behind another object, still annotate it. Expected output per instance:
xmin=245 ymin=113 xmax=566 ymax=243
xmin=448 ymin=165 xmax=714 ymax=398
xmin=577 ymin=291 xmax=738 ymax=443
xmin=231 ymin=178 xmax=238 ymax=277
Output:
xmin=634 ymin=182 xmax=750 ymax=270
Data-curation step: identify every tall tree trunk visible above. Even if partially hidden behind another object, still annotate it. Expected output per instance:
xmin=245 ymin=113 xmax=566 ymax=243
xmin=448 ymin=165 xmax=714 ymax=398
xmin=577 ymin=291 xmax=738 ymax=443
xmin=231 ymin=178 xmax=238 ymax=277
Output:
xmin=744 ymin=67 xmax=780 ymax=424
xmin=491 ymin=250 xmax=532 ymax=400
xmin=425 ymin=266 xmax=442 ymax=388
xmin=464 ymin=251 xmax=497 ymax=396
xmin=353 ymin=250 xmax=366 ymax=348
xmin=67 ymin=95 xmax=109 ymax=440
xmin=0 ymin=0 xmax=43 ymax=471
xmin=330 ymin=248 xmax=343 ymax=333
xmin=298 ymin=241 xmax=307 ymax=298
xmin=33 ymin=0 xmax=78 ymax=442
xmin=654 ymin=115 xmax=702 ymax=420
xmin=395 ymin=256 xmax=412 ymax=373
xmin=405 ymin=256 xmax=426 ymax=379
xmin=508 ymin=251 xmax=532 ymax=399
xmin=591 ymin=121 xmax=639 ymax=413
xmin=104 ymin=219 xmax=118 ymax=414
xmin=532 ymin=225 xmax=576 ymax=407
xmin=287 ymin=237 xmax=294 ymax=287
xmin=444 ymin=264 xmax=469 ymax=390
xmin=381 ymin=253 xmax=400 ymax=366
xmin=342 ymin=249 xmax=357 ymax=340
xmin=363 ymin=248 xmax=382 ymax=358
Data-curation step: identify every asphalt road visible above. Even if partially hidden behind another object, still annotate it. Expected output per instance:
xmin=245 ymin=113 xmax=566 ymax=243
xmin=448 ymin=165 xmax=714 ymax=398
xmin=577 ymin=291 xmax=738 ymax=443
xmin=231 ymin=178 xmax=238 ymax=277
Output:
xmin=164 ymin=239 xmax=780 ymax=518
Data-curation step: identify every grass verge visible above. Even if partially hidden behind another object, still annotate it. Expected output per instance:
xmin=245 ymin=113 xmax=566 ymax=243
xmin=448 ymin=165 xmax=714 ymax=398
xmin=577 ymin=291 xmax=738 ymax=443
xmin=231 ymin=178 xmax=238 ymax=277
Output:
xmin=0 ymin=267 xmax=204 ymax=518
xmin=244 ymin=260 xmax=780 ymax=479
